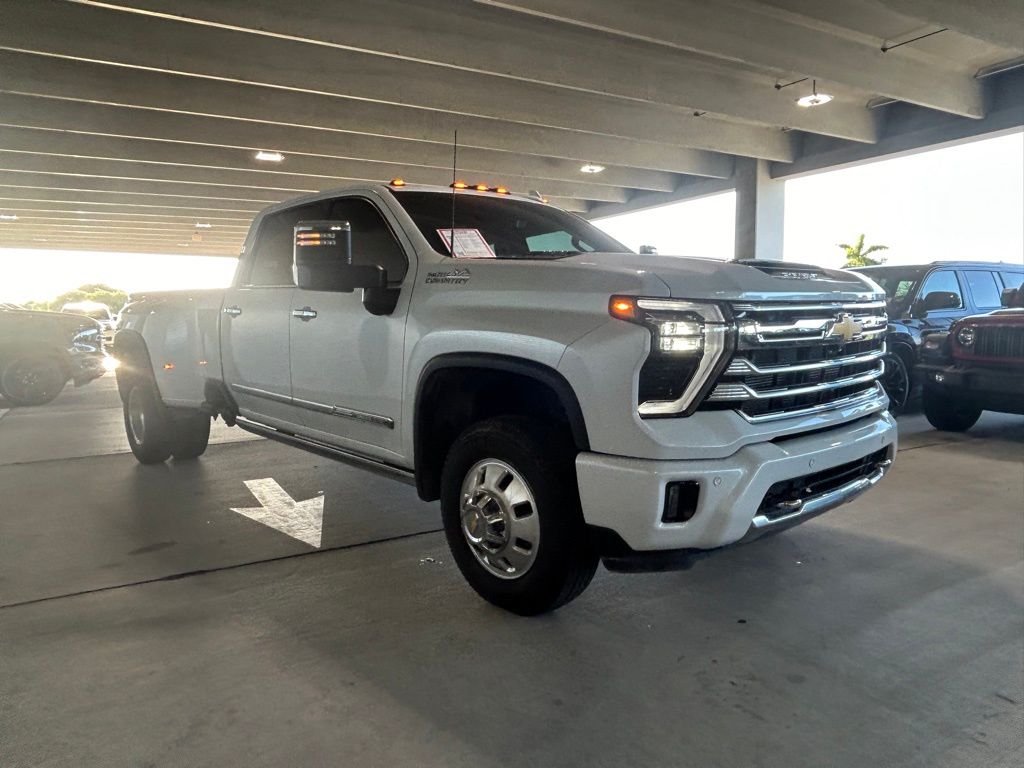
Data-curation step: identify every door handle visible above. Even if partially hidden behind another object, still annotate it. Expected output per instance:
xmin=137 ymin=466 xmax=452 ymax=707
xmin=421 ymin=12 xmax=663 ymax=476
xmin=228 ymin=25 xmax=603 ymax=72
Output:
xmin=291 ymin=307 xmax=318 ymax=321
xmin=223 ymin=305 xmax=242 ymax=317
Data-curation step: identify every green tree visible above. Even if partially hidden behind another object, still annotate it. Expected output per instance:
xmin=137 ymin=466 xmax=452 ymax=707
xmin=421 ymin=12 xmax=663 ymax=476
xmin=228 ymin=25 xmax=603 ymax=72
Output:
xmin=839 ymin=234 xmax=888 ymax=267
xmin=24 ymin=284 xmax=129 ymax=313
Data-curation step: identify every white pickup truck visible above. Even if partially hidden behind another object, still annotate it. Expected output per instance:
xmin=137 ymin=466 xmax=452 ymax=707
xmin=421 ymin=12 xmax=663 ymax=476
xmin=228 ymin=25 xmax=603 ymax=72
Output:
xmin=115 ymin=181 xmax=896 ymax=614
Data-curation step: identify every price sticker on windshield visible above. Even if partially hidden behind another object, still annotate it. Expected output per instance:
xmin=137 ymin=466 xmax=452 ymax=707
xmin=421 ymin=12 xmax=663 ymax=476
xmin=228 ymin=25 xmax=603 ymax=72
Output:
xmin=437 ymin=228 xmax=496 ymax=259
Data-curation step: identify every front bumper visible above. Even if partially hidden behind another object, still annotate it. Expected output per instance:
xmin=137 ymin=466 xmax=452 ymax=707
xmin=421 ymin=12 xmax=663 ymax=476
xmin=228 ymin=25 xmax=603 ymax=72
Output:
xmin=918 ymin=362 xmax=1024 ymax=414
xmin=576 ymin=411 xmax=897 ymax=553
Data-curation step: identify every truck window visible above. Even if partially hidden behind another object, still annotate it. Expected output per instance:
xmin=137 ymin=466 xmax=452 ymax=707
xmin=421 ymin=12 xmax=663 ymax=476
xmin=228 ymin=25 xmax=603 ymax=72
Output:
xmin=920 ymin=270 xmax=963 ymax=309
xmin=963 ymin=270 xmax=1003 ymax=309
xmin=326 ymin=197 xmax=408 ymax=282
xmin=1000 ymin=271 xmax=1023 ymax=290
xmin=247 ymin=202 xmax=328 ymax=287
xmin=390 ymin=190 xmax=629 ymax=259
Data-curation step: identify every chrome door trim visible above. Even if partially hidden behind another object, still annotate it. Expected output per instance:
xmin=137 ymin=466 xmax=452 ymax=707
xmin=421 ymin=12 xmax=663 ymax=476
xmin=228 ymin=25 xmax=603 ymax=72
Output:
xmin=231 ymin=384 xmax=394 ymax=429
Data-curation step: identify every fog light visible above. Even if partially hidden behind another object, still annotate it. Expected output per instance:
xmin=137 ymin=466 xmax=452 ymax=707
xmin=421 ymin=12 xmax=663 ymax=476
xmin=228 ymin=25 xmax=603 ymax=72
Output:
xmin=662 ymin=481 xmax=700 ymax=523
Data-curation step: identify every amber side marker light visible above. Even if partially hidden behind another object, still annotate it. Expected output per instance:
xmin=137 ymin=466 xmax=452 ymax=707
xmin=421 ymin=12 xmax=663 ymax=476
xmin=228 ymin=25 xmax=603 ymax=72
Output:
xmin=163 ymin=363 xmax=175 ymax=370
xmin=609 ymin=296 xmax=637 ymax=321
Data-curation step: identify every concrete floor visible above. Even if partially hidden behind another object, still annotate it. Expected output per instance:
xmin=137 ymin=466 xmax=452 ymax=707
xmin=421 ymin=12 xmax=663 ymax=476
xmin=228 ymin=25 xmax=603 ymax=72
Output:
xmin=1 ymin=377 xmax=1021 ymax=767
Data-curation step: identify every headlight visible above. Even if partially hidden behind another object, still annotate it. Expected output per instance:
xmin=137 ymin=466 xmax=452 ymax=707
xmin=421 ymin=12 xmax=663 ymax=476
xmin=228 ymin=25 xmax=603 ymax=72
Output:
xmin=609 ymin=296 xmax=733 ymax=417
xmin=956 ymin=326 xmax=976 ymax=346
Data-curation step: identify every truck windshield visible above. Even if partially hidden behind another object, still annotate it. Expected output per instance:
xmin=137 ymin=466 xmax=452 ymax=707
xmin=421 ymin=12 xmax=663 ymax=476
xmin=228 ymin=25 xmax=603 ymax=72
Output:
xmin=391 ymin=190 xmax=631 ymax=259
xmin=850 ymin=266 xmax=927 ymax=315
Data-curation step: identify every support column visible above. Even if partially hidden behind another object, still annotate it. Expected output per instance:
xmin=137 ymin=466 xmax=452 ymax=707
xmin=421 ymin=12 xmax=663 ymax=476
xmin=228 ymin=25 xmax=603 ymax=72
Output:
xmin=734 ymin=157 xmax=785 ymax=260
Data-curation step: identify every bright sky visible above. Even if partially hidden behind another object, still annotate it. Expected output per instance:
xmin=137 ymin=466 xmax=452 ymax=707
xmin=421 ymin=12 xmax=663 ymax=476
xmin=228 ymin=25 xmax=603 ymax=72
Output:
xmin=1 ymin=131 xmax=1021 ymax=304
xmin=596 ymin=130 xmax=1024 ymax=268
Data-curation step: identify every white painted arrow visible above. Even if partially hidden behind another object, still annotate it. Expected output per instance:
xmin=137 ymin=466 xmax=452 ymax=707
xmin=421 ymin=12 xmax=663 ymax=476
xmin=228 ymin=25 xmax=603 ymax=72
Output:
xmin=231 ymin=478 xmax=324 ymax=548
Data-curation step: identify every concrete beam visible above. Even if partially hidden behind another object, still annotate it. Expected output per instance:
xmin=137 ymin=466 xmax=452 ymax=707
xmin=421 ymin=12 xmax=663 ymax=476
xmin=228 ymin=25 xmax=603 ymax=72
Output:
xmin=877 ymin=0 xmax=1024 ymax=49
xmin=0 ymin=144 xmax=633 ymax=203
xmin=0 ymin=122 xmax=679 ymax=194
xmin=0 ymin=206 xmax=255 ymax=224
xmin=0 ymin=238 xmax=238 ymax=256
xmin=0 ymin=188 xmax=267 ymax=213
xmin=476 ymin=0 xmax=986 ymax=117
xmin=734 ymin=158 xmax=785 ymax=261
xmin=46 ymin=0 xmax=877 ymax=142
xmin=773 ymin=67 xmax=1024 ymax=178
xmin=586 ymin=176 xmax=737 ymax=220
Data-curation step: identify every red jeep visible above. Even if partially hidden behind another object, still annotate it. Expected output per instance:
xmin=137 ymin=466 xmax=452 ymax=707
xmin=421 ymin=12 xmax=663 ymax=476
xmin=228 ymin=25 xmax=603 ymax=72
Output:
xmin=918 ymin=285 xmax=1024 ymax=431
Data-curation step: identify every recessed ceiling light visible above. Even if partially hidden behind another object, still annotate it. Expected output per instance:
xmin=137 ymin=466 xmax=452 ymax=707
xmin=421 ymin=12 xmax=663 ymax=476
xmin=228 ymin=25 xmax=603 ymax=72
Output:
xmin=195 ymin=222 xmax=213 ymax=229
xmin=254 ymin=150 xmax=285 ymax=162
xmin=580 ymin=163 xmax=605 ymax=174
xmin=176 ymin=242 xmax=191 ymax=247
xmin=0 ymin=214 xmax=18 ymax=221
xmin=796 ymin=79 xmax=833 ymax=108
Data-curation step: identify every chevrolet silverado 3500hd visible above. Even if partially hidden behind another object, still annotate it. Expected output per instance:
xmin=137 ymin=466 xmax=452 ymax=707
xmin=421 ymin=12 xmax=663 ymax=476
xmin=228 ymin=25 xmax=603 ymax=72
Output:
xmin=115 ymin=182 xmax=896 ymax=614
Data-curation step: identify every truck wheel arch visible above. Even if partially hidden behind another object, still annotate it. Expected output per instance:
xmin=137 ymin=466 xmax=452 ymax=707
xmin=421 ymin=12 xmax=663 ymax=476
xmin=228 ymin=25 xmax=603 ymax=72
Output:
xmin=112 ymin=330 xmax=157 ymax=404
xmin=413 ymin=354 xmax=590 ymax=502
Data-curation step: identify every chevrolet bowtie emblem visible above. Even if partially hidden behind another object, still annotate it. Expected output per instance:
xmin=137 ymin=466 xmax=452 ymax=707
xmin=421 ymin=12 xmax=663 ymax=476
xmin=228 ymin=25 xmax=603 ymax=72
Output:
xmin=829 ymin=313 xmax=863 ymax=342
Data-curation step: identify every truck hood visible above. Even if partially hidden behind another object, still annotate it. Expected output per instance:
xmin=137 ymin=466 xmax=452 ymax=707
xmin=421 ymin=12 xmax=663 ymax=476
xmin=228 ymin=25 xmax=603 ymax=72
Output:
xmin=565 ymin=252 xmax=882 ymax=304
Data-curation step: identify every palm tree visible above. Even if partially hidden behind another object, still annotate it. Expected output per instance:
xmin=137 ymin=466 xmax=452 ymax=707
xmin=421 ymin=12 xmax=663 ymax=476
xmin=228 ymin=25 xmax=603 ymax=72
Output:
xmin=839 ymin=234 xmax=888 ymax=267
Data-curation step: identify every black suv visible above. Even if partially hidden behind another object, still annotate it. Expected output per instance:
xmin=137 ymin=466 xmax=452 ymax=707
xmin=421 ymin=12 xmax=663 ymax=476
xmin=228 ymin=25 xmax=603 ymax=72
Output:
xmin=849 ymin=261 xmax=1024 ymax=413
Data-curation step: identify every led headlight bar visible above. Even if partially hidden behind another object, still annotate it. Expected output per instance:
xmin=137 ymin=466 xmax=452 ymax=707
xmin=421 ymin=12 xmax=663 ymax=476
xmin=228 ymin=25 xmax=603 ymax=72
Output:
xmin=610 ymin=296 xmax=734 ymax=417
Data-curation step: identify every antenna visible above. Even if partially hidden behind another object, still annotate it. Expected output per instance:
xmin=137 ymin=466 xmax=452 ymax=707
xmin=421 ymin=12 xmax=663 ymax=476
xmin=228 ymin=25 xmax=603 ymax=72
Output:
xmin=450 ymin=129 xmax=458 ymax=258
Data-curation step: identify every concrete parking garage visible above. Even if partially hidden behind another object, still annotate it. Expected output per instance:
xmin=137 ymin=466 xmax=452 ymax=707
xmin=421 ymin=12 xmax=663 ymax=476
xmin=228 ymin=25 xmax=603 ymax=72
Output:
xmin=1 ymin=378 xmax=1022 ymax=766
xmin=1 ymin=1 xmax=1022 ymax=766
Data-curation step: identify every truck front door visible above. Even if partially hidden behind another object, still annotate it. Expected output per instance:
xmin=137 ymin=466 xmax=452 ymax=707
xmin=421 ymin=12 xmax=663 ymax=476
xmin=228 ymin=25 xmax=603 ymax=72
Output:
xmin=221 ymin=202 xmax=326 ymax=425
xmin=288 ymin=196 xmax=413 ymax=462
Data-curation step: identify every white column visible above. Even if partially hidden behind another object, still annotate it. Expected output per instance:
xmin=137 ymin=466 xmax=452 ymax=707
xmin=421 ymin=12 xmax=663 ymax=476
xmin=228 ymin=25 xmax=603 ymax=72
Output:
xmin=734 ymin=158 xmax=785 ymax=260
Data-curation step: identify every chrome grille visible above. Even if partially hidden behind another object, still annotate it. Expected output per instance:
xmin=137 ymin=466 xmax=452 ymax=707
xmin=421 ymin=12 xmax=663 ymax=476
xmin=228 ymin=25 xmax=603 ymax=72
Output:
xmin=972 ymin=325 xmax=1024 ymax=359
xmin=701 ymin=300 xmax=887 ymax=422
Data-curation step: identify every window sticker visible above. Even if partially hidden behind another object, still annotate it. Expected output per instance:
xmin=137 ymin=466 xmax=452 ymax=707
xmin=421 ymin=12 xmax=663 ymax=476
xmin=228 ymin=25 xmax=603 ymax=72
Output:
xmin=437 ymin=228 xmax=496 ymax=259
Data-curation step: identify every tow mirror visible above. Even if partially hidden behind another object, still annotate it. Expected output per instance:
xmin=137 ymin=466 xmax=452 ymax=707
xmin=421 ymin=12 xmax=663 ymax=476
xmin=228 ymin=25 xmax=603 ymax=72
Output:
xmin=293 ymin=220 xmax=386 ymax=293
xmin=1000 ymin=287 xmax=1020 ymax=308
xmin=914 ymin=290 xmax=960 ymax=317
xmin=639 ymin=244 xmax=659 ymax=255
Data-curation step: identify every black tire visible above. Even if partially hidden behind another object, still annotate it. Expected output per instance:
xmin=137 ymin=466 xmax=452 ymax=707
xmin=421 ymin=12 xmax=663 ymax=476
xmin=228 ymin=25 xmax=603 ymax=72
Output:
xmin=880 ymin=351 xmax=911 ymax=415
xmin=124 ymin=382 xmax=174 ymax=464
xmin=440 ymin=416 xmax=598 ymax=616
xmin=171 ymin=413 xmax=211 ymax=460
xmin=0 ymin=354 xmax=67 ymax=406
xmin=922 ymin=386 xmax=982 ymax=432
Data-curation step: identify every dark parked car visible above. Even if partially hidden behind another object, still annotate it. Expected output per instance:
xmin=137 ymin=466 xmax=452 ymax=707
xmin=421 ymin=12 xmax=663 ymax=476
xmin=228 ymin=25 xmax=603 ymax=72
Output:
xmin=917 ymin=286 xmax=1024 ymax=431
xmin=0 ymin=305 xmax=107 ymax=406
xmin=849 ymin=261 xmax=1024 ymax=413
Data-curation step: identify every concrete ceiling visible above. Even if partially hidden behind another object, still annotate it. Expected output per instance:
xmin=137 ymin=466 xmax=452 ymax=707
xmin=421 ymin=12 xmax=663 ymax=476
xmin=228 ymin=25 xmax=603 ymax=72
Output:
xmin=0 ymin=0 xmax=1020 ymax=256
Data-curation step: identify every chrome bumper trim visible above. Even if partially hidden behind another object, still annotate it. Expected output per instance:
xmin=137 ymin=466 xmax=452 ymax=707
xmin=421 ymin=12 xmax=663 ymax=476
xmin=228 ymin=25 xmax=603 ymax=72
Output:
xmin=725 ymin=347 xmax=885 ymax=376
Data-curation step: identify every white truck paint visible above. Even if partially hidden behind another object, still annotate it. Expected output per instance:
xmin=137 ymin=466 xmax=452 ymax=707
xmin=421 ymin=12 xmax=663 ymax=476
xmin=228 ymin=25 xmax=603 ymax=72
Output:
xmin=116 ymin=183 xmax=896 ymax=614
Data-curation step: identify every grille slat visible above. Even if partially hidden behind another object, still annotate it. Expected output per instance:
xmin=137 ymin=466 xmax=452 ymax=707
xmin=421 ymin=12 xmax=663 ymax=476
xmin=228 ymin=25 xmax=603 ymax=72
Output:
xmin=971 ymin=325 xmax=1024 ymax=359
xmin=701 ymin=301 xmax=887 ymax=422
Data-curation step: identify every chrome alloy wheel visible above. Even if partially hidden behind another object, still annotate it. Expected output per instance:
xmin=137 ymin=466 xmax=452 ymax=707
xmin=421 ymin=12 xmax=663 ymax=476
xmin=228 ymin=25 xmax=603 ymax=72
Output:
xmin=459 ymin=459 xmax=540 ymax=580
xmin=127 ymin=387 xmax=147 ymax=445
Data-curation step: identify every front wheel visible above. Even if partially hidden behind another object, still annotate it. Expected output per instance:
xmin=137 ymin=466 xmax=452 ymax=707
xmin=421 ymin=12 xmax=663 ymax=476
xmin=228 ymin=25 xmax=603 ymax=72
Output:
xmin=922 ymin=386 xmax=982 ymax=432
xmin=880 ymin=352 xmax=911 ymax=415
xmin=440 ymin=416 xmax=598 ymax=615
xmin=0 ymin=354 xmax=66 ymax=406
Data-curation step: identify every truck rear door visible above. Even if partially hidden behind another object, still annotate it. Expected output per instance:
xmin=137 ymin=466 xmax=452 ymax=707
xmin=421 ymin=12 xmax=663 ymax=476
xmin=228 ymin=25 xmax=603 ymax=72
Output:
xmin=221 ymin=202 xmax=326 ymax=424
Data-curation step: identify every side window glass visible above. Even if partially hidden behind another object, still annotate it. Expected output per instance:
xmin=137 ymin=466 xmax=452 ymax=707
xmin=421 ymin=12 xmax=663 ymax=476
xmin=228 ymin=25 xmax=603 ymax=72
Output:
xmin=964 ymin=271 xmax=1003 ymax=309
xmin=247 ymin=202 xmax=328 ymax=286
xmin=1000 ymin=271 xmax=1023 ymax=290
xmin=920 ymin=270 xmax=963 ymax=309
xmin=327 ymin=198 xmax=408 ymax=283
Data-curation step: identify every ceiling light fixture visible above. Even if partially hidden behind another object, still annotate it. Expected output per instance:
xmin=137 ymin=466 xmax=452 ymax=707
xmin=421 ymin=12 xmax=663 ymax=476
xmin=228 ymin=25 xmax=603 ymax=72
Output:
xmin=580 ymin=163 xmax=605 ymax=174
xmin=0 ymin=214 xmax=18 ymax=221
xmin=796 ymin=80 xmax=833 ymax=108
xmin=195 ymin=222 xmax=213 ymax=229
xmin=254 ymin=150 xmax=285 ymax=162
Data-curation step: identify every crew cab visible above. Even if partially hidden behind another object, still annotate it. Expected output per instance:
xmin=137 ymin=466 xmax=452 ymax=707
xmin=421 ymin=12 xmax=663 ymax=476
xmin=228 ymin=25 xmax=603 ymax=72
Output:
xmin=0 ymin=305 xmax=106 ymax=406
xmin=115 ymin=182 xmax=897 ymax=614
xmin=918 ymin=285 xmax=1024 ymax=431
xmin=849 ymin=261 xmax=1023 ymax=413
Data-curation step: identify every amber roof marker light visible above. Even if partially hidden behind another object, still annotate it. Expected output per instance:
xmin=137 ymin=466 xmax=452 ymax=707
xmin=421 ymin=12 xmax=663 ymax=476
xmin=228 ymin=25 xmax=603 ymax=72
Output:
xmin=389 ymin=178 xmax=406 ymax=187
